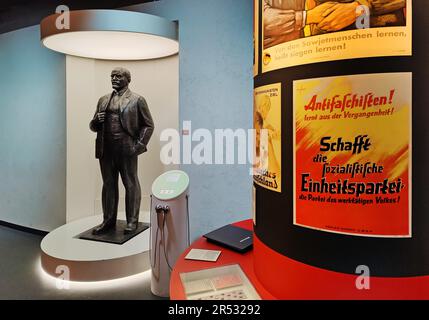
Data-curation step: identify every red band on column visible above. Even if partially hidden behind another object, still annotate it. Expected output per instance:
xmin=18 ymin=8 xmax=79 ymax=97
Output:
xmin=254 ymin=234 xmax=429 ymax=299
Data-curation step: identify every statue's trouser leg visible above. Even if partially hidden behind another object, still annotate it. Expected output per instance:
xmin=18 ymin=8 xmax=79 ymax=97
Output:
xmin=119 ymin=155 xmax=141 ymax=225
xmin=100 ymin=154 xmax=119 ymax=223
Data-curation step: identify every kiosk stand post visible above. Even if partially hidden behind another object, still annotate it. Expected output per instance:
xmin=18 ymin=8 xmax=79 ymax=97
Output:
xmin=150 ymin=170 xmax=190 ymax=297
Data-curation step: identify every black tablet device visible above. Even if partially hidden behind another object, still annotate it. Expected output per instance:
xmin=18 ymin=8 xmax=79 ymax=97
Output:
xmin=203 ymin=224 xmax=253 ymax=253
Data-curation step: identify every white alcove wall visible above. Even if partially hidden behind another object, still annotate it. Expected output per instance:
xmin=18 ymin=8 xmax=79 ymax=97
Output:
xmin=66 ymin=55 xmax=179 ymax=222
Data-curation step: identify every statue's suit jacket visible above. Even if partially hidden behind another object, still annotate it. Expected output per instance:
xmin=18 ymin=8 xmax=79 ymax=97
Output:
xmin=90 ymin=88 xmax=155 ymax=159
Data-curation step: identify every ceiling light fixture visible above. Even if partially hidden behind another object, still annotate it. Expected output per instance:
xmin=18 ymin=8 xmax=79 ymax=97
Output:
xmin=40 ymin=10 xmax=178 ymax=60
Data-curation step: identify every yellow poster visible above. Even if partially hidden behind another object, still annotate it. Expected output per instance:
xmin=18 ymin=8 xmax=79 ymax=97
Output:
xmin=293 ymin=73 xmax=412 ymax=237
xmin=254 ymin=0 xmax=259 ymax=76
xmin=262 ymin=0 xmax=412 ymax=72
xmin=254 ymin=83 xmax=282 ymax=192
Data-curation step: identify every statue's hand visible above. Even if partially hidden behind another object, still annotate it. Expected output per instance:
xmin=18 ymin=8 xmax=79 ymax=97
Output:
xmin=131 ymin=140 xmax=147 ymax=156
xmin=96 ymin=112 xmax=106 ymax=123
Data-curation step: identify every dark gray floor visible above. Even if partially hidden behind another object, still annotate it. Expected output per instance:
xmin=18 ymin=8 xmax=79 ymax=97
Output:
xmin=0 ymin=225 xmax=164 ymax=300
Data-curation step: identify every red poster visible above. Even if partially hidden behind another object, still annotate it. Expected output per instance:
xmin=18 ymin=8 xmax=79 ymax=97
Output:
xmin=293 ymin=73 xmax=412 ymax=237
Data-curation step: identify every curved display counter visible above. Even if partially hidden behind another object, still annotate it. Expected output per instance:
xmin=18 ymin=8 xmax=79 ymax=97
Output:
xmin=170 ymin=220 xmax=274 ymax=300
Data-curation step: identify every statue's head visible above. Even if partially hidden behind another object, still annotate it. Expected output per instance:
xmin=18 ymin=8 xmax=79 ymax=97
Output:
xmin=111 ymin=67 xmax=131 ymax=91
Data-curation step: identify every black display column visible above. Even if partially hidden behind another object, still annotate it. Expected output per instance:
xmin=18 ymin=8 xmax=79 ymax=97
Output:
xmin=253 ymin=0 xmax=429 ymax=299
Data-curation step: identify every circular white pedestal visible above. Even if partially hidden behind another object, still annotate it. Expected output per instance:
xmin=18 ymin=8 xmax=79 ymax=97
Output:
xmin=41 ymin=214 xmax=151 ymax=281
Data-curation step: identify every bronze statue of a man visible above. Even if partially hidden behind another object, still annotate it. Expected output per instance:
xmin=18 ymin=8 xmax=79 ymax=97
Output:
xmin=90 ymin=67 xmax=154 ymax=235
